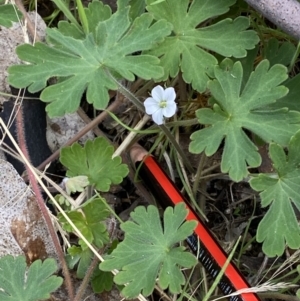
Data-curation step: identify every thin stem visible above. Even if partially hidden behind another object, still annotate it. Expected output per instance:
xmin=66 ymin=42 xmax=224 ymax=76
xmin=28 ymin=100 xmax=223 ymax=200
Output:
xmin=14 ymin=0 xmax=41 ymax=42
xmin=73 ymin=250 xmax=102 ymax=301
xmin=136 ymin=81 xmax=154 ymax=97
xmin=159 ymin=124 xmax=194 ymax=174
xmin=174 ymin=152 xmax=207 ymax=221
xmin=208 ymin=292 xmax=300 ymax=301
xmin=15 ymin=104 xmax=74 ymax=300
xmin=174 ymin=123 xmax=193 ymax=192
xmin=77 ymin=107 xmax=110 ymax=140
xmin=167 ymin=118 xmax=198 ymax=127
xmin=258 ymin=292 xmax=300 ymax=301
xmin=113 ymin=114 xmax=150 ymax=158
xmin=288 ymin=41 xmax=300 ymax=72
xmin=178 ymin=71 xmax=187 ymax=104
xmin=192 ymin=153 xmax=207 ymax=197
xmin=202 ymin=237 xmax=241 ymax=301
xmin=35 ymin=99 xmax=122 ymax=172
xmin=200 ymin=162 xmax=221 ymax=176
xmin=111 ymin=74 xmax=145 ymax=112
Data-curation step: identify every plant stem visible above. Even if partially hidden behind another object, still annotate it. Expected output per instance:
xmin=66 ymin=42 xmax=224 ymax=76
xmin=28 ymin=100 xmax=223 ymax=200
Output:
xmin=74 ymin=210 xmax=119 ymax=301
xmin=15 ymin=103 xmax=75 ymax=300
xmin=110 ymin=74 xmax=145 ymax=112
xmin=14 ymin=0 xmax=41 ymax=42
xmin=258 ymin=292 xmax=300 ymax=301
xmin=207 ymin=292 xmax=300 ymax=301
xmin=35 ymin=99 xmax=122 ymax=172
xmin=288 ymin=41 xmax=300 ymax=72
xmin=178 ymin=71 xmax=187 ymax=103
xmin=192 ymin=153 xmax=207 ymax=197
xmin=73 ymin=250 xmax=102 ymax=301
xmin=159 ymin=124 xmax=194 ymax=174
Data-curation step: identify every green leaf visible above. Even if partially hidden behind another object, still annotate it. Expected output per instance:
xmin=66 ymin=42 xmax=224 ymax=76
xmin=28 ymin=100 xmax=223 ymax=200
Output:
xmin=84 ymin=0 xmax=112 ymax=35
xmin=91 ymin=269 xmax=114 ymax=293
xmin=129 ymin=0 xmax=145 ymax=20
xmin=270 ymin=73 xmax=300 ymax=112
xmin=8 ymin=7 xmax=172 ymax=117
xmin=66 ymin=249 xmax=81 ymax=269
xmin=60 ymin=137 xmax=129 ymax=191
xmin=91 ymin=240 xmax=118 ymax=292
xmin=145 ymin=0 xmax=259 ymax=92
xmin=234 ymin=46 xmax=258 ymax=91
xmin=264 ymin=38 xmax=296 ymax=67
xmin=59 ymin=198 xmax=110 ymax=249
xmin=0 ymin=4 xmax=21 ymax=27
xmin=250 ymin=130 xmax=300 ymax=257
xmin=100 ymin=203 xmax=197 ymax=298
xmin=189 ymin=59 xmax=300 ymax=182
xmin=67 ymin=246 xmax=94 ymax=278
xmin=51 ymin=194 xmax=72 ymax=210
xmin=0 ymin=255 xmax=62 ymax=301
xmin=64 ymin=175 xmax=90 ymax=195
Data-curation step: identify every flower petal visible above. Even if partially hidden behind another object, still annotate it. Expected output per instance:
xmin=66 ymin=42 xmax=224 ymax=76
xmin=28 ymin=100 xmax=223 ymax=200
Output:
xmin=144 ymin=98 xmax=159 ymax=114
xmin=162 ymin=102 xmax=177 ymax=117
xmin=163 ymin=87 xmax=176 ymax=102
xmin=151 ymin=85 xmax=164 ymax=101
xmin=152 ymin=109 xmax=164 ymax=125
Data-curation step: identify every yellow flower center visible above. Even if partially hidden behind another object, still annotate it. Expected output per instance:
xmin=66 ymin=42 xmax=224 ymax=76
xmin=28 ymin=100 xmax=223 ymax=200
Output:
xmin=159 ymin=100 xmax=167 ymax=108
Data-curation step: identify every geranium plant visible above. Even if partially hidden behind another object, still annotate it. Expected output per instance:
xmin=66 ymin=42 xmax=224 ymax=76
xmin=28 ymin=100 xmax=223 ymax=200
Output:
xmin=1 ymin=0 xmax=300 ymax=300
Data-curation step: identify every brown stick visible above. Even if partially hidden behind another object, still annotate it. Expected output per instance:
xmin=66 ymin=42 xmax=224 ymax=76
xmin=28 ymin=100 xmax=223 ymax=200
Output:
xmin=14 ymin=0 xmax=41 ymax=42
xmin=15 ymin=104 xmax=75 ymax=300
xmin=36 ymin=98 xmax=122 ymax=171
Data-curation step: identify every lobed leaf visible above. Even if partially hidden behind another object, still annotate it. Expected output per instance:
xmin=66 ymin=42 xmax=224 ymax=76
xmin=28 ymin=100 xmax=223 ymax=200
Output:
xmin=189 ymin=59 xmax=300 ymax=182
xmin=270 ymin=73 xmax=300 ymax=112
xmin=0 ymin=4 xmax=21 ymax=27
xmin=8 ymin=5 xmax=172 ymax=117
xmin=59 ymin=198 xmax=110 ymax=249
xmin=250 ymin=130 xmax=300 ymax=256
xmin=91 ymin=269 xmax=114 ymax=293
xmin=60 ymin=137 xmax=129 ymax=191
xmin=67 ymin=246 xmax=94 ymax=278
xmin=145 ymin=0 xmax=259 ymax=92
xmin=64 ymin=175 xmax=90 ymax=195
xmin=100 ymin=203 xmax=197 ymax=298
xmin=263 ymin=38 xmax=296 ymax=67
xmin=0 ymin=255 xmax=62 ymax=301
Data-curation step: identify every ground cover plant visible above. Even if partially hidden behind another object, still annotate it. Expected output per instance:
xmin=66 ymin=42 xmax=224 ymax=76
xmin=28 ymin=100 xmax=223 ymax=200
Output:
xmin=1 ymin=0 xmax=300 ymax=300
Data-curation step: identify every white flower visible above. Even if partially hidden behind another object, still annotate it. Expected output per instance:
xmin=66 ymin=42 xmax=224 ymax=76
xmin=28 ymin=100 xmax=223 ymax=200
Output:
xmin=144 ymin=85 xmax=177 ymax=125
